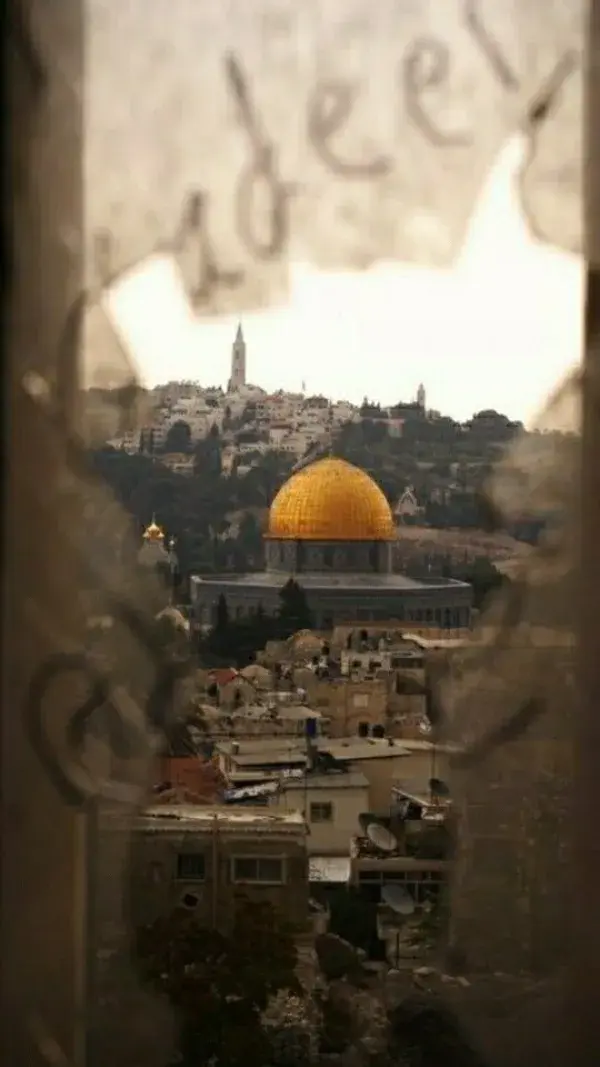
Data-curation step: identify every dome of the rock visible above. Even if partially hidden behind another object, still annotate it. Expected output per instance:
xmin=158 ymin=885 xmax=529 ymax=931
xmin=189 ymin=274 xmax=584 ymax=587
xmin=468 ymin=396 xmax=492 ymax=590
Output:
xmin=266 ymin=457 xmax=395 ymax=542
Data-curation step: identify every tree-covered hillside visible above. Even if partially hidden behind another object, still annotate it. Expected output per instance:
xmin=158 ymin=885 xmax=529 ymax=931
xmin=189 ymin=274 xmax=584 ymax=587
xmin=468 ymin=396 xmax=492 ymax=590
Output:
xmin=89 ymin=406 xmax=546 ymax=584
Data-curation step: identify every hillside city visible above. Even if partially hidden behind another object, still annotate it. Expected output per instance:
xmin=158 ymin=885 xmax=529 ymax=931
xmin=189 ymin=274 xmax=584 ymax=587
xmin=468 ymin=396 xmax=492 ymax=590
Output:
xmin=96 ymin=324 xmax=542 ymax=590
xmin=81 ymin=323 xmax=569 ymax=1066
xmin=9 ymin=1 xmax=586 ymax=1061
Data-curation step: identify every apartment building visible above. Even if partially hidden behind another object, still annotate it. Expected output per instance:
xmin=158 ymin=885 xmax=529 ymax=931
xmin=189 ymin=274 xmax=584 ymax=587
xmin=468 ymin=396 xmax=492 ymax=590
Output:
xmin=124 ymin=805 xmax=309 ymax=934
xmin=270 ymin=771 xmax=369 ymax=855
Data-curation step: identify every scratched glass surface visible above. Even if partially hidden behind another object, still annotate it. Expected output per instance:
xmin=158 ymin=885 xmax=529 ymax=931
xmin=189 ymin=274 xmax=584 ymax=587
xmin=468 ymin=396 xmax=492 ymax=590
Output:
xmin=428 ymin=368 xmax=580 ymax=1067
xmin=9 ymin=2 xmax=589 ymax=1066
xmin=85 ymin=0 xmax=583 ymax=314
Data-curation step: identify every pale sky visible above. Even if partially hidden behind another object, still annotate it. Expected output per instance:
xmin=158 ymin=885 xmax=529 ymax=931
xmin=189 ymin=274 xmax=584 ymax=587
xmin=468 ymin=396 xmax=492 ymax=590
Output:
xmin=105 ymin=132 xmax=583 ymax=427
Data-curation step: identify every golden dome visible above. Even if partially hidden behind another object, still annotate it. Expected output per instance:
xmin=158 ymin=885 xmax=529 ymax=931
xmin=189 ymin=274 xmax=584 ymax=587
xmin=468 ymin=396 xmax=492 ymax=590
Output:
xmin=143 ymin=516 xmax=165 ymax=542
xmin=267 ymin=457 xmax=395 ymax=541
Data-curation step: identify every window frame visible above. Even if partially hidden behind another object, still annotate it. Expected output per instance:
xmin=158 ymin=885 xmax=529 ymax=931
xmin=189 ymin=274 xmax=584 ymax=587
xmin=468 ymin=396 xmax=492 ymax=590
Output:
xmin=309 ymin=801 xmax=334 ymax=824
xmin=230 ymin=855 xmax=286 ymax=885
xmin=175 ymin=851 xmax=206 ymax=882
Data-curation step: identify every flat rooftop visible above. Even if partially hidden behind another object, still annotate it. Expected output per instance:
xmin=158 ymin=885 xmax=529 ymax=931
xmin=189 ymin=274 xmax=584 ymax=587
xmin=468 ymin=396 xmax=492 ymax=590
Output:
xmin=221 ymin=737 xmax=460 ymax=768
xmin=192 ymin=572 xmax=470 ymax=592
xmin=231 ymin=704 xmax=321 ymax=721
xmin=217 ymin=738 xmax=306 ymax=755
xmin=281 ymin=771 xmax=369 ymax=790
xmin=322 ymin=740 xmax=413 ymax=762
xmin=400 ymin=632 xmax=467 ymax=650
xmin=136 ymin=804 xmax=306 ymax=833
xmin=231 ymin=751 xmax=309 ymax=768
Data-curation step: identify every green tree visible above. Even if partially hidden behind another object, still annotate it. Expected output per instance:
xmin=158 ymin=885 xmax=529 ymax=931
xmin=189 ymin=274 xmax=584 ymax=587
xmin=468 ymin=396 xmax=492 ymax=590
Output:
xmin=194 ymin=430 xmax=222 ymax=477
xmin=135 ymin=900 xmax=300 ymax=1067
xmin=238 ymin=512 xmax=263 ymax=565
xmin=164 ymin=419 xmax=192 ymax=453
xmin=278 ymin=578 xmax=313 ymax=637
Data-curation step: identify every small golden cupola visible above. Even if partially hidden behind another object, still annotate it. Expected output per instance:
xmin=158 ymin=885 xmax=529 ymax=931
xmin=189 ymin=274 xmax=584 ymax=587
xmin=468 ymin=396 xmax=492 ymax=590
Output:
xmin=139 ymin=515 xmax=168 ymax=567
xmin=142 ymin=516 xmax=166 ymax=542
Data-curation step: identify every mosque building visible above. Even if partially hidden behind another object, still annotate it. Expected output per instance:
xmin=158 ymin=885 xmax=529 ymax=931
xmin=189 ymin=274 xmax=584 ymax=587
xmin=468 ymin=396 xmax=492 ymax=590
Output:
xmin=191 ymin=457 xmax=472 ymax=631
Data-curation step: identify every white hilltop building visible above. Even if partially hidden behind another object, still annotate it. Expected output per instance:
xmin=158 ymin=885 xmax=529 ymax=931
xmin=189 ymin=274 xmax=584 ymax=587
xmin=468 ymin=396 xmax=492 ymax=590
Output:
xmin=394 ymin=487 xmax=423 ymax=524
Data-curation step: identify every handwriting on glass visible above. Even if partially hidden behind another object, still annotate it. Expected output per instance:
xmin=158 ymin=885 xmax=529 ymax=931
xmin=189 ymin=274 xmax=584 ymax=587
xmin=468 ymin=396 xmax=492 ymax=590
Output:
xmin=307 ymin=80 xmax=393 ymax=177
xmin=98 ymin=2 xmax=579 ymax=309
xmin=403 ymin=38 xmax=473 ymax=147
xmin=226 ymin=53 xmax=297 ymax=261
xmin=463 ymin=0 xmax=520 ymax=91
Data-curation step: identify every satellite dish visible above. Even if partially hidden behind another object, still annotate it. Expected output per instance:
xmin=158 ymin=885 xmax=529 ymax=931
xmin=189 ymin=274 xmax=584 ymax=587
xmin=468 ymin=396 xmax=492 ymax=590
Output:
xmin=382 ymin=884 xmax=416 ymax=916
xmin=429 ymin=777 xmax=451 ymax=798
xmin=366 ymin=822 xmax=398 ymax=853
xmin=359 ymin=811 xmax=379 ymax=834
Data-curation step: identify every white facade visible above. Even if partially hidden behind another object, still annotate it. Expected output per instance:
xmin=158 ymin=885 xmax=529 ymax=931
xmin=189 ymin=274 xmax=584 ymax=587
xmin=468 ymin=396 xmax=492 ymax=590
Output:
xmin=107 ymin=328 xmax=423 ymax=472
xmin=270 ymin=772 xmax=370 ymax=855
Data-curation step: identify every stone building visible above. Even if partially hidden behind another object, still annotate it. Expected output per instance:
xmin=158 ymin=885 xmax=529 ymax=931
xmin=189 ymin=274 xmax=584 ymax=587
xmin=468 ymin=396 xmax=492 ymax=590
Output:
xmin=191 ymin=457 xmax=472 ymax=630
xmin=126 ymin=805 xmax=310 ymax=934
xmin=270 ymin=771 xmax=370 ymax=855
xmin=216 ymin=736 xmax=452 ymax=816
xmin=303 ymin=677 xmax=391 ymax=737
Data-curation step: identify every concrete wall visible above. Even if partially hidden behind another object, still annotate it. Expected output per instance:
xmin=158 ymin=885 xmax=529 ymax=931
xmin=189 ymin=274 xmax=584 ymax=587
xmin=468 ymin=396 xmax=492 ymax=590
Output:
xmin=127 ymin=828 xmax=309 ymax=934
xmin=392 ymin=749 xmax=450 ymax=791
xmin=347 ymin=756 xmax=402 ymax=812
xmin=349 ymin=749 xmax=450 ymax=813
xmin=271 ymin=783 xmax=370 ymax=854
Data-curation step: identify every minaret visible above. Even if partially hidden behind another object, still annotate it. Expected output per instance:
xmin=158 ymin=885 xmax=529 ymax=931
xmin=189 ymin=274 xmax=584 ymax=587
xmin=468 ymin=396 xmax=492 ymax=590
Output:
xmin=417 ymin=382 xmax=426 ymax=410
xmin=228 ymin=322 xmax=247 ymax=392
